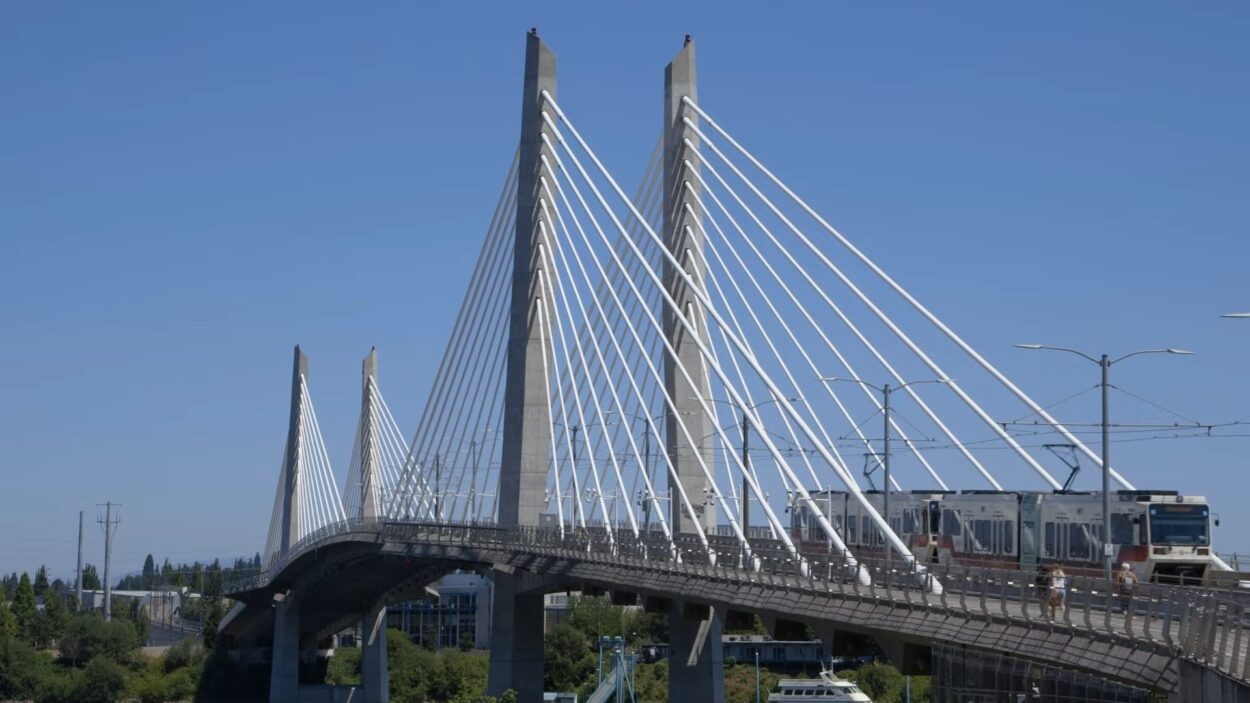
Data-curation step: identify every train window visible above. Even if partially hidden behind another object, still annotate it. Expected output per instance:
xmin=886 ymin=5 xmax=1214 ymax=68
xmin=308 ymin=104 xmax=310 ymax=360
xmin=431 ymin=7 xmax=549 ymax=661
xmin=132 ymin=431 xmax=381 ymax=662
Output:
xmin=972 ymin=520 xmax=992 ymax=553
xmin=1110 ymin=514 xmax=1135 ymax=545
xmin=903 ymin=510 xmax=917 ymax=534
xmin=1044 ymin=522 xmax=1056 ymax=557
xmin=942 ymin=509 xmax=961 ymax=536
xmin=1001 ymin=521 xmax=1014 ymax=554
xmin=1069 ymin=523 xmax=1092 ymax=560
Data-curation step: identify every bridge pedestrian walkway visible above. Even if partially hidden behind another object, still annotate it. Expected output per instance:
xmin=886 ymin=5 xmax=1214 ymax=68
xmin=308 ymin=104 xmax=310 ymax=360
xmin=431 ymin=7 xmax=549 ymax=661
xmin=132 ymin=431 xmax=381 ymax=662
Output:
xmin=227 ymin=519 xmax=1250 ymax=697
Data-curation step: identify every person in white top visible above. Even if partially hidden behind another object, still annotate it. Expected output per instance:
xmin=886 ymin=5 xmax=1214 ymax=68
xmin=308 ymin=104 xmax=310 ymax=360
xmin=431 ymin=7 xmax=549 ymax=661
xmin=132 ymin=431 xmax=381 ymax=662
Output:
xmin=1048 ymin=566 xmax=1068 ymax=619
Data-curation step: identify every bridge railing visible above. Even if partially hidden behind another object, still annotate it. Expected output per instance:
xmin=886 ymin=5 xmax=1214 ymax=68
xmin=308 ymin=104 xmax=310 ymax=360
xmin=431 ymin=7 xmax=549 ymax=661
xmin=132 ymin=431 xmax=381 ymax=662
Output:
xmin=228 ymin=519 xmax=1250 ymax=683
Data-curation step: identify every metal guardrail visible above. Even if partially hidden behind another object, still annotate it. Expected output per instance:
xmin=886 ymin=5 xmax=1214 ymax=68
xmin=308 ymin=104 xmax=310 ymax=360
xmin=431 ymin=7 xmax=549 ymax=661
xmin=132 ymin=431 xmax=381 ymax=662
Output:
xmin=227 ymin=519 xmax=1250 ymax=687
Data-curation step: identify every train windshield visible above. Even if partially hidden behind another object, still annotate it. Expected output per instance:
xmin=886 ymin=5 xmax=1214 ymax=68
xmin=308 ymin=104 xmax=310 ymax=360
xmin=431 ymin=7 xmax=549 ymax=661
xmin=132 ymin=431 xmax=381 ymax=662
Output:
xmin=1149 ymin=504 xmax=1210 ymax=546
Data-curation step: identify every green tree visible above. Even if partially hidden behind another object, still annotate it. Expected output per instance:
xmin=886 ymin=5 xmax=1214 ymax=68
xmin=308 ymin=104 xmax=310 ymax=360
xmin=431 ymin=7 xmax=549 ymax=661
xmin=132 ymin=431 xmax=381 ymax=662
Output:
xmin=10 ymin=573 xmax=37 ymax=642
xmin=0 ymin=600 xmax=17 ymax=639
xmin=77 ymin=655 xmax=127 ymax=703
xmin=59 ymin=612 xmax=140 ymax=666
xmin=853 ymin=661 xmax=906 ymax=703
xmin=544 ymin=623 xmax=593 ymax=693
xmin=32 ymin=590 xmax=66 ymax=648
xmin=325 ymin=646 xmax=362 ymax=685
xmin=387 ymin=627 xmax=435 ymax=702
xmin=141 ymin=555 xmax=156 ymax=590
xmin=80 ymin=564 xmax=101 ymax=591
xmin=33 ymin=566 xmax=49 ymax=597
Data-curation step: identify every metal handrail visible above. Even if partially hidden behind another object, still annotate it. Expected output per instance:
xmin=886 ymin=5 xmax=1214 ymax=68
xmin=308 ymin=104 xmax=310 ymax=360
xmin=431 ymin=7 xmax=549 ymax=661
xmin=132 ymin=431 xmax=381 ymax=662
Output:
xmin=229 ymin=518 xmax=1250 ymax=684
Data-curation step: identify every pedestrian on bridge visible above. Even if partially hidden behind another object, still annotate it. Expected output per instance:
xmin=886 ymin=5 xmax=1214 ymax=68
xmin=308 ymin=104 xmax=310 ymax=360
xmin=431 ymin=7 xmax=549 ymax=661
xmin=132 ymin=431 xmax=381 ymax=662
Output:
xmin=1114 ymin=562 xmax=1138 ymax=624
xmin=1048 ymin=566 xmax=1068 ymax=620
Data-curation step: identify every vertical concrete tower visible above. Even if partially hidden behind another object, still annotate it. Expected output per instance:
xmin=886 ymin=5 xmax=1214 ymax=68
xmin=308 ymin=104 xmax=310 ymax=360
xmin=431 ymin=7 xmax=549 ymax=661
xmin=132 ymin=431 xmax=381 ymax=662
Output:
xmin=359 ymin=347 xmax=383 ymax=520
xmin=498 ymin=29 xmax=558 ymax=529
xmin=663 ymin=36 xmax=714 ymax=535
xmin=489 ymin=29 xmax=555 ymax=703
xmin=279 ymin=345 xmax=308 ymax=554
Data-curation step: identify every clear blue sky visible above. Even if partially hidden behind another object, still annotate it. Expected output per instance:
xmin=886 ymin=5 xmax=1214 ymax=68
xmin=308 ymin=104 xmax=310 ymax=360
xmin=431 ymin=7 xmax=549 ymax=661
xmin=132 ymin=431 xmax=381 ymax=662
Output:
xmin=2 ymin=3 xmax=1248 ymax=581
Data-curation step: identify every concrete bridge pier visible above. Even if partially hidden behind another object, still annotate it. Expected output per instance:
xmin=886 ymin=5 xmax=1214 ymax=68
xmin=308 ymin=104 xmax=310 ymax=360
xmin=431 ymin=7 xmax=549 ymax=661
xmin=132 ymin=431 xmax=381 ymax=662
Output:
xmin=669 ymin=602 xmax=725 ymax=703
xmin=361 ymin=599 xmax=389 ymax=703
xmin=486 ymin=572 xmax=545 ymax=703
xmin=269 ymin=593 xmax=300 ymax=703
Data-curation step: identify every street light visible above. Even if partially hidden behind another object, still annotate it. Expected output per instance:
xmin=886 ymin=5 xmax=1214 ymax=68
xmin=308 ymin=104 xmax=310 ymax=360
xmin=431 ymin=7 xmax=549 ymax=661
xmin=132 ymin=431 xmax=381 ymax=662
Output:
xmin=605 ymin=409 xmax=664 ymax=531
xmin=1014 ymin=344 xmax=1193 ymax=580
xmin=700 ymin=396 xmax=798 ymax=540
xmin=1222 ymin=313 xmax=1250 ymax=319
xmin=818 ymin=377 xmax=949 ymax=570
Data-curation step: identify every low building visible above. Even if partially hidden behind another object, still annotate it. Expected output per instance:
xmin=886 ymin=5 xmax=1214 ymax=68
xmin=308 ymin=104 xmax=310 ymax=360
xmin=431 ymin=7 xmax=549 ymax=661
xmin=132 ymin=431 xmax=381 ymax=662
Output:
xmin=387 ymin=572 xmax=492 ymax=649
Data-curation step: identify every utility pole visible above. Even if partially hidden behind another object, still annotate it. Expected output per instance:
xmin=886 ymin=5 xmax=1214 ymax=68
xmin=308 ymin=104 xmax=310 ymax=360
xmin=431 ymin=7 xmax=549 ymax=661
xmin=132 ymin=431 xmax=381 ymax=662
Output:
xmin=1015 ymin=344 xmax=1192 ymax=581
xmin=642 ymin=418 xmax=651 ymax=531
xmin=97 ymin=502 xmax=120 ymax=620
xmin=882 ymin=384 xmax=893 ymax=573
xmin=434 ymin=452 xmax=442 ymax=520
xmin=75 ymin=511 xmax=84 ymax=606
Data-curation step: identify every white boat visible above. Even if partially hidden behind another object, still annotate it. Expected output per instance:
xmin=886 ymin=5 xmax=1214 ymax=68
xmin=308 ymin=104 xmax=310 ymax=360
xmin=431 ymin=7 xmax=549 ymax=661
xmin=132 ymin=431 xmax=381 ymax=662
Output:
xmin=768 ymin=668 xmax=873 ymax=702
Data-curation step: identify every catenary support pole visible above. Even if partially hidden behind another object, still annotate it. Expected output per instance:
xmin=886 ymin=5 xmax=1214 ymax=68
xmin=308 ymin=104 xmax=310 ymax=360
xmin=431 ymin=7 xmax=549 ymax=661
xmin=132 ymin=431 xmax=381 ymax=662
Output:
xmin=75 ymin=511 xmax=83 ymax=606
xmin=1102 ymin=354 xmax=1112 ymax=582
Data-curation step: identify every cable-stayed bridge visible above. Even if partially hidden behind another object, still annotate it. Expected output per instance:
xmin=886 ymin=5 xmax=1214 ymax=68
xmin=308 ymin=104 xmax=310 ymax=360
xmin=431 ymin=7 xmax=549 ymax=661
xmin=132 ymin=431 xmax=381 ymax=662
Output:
xmin=220 ymin=32 xmax=1250 ymax=703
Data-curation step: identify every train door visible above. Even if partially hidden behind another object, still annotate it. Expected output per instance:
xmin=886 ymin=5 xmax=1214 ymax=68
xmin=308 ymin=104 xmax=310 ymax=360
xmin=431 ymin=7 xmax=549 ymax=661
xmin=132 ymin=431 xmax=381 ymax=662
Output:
xmin=1020 ymin=494 xmax=1040 ymax=570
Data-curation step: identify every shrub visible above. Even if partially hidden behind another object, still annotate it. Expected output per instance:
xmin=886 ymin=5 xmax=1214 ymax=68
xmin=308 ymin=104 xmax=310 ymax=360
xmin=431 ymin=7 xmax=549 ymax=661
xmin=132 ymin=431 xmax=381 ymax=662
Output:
xmin=58 ymin=613 xmax=140 ymax=666
xmin=325 ymin=646 xmax=361 ymax=685
xmin=163 ymin=638 xmax=205 ymax=673
xmin=0 ymin=636 xmax=54 ymax=700
xmin=76 ymin=656 xmax=128 ymax=703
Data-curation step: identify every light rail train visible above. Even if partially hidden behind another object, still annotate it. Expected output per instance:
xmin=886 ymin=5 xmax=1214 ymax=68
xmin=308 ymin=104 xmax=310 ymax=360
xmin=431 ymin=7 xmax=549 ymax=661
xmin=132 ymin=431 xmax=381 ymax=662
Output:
xmin=790 ymin=489 xmax=1217 ymax=584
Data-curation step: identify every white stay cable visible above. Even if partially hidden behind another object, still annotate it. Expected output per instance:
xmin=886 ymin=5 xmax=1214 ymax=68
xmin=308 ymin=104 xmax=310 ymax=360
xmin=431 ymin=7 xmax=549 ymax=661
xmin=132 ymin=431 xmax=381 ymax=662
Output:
xmin=301 ymin=379 xmax=348 ymax=525
xmin=538 ymin=151 xmax=718 ymax=558
xmin=537 ymin=262 xmax=589 ymax=531
xmin=687 ymin=154 xmax=1004 ymax=490
xmin=540 ymin=197 xmax=645 ymax=538
xmin=693 ymin=222 xmax=869 ymax=496
xmin=534 ymin=298 xmax=567 ymax=535
xmin=540 ymin=170 xmax=678 ymax=545
xmin=536 ymin=239 xmax=615 ymax=542
xmin=540 ymin=132 xmax=776 ymax=565
xmin=543 ymin=95 xmax=903 ymax=574
xmin=682 ymin=98 xmax=1130 ymax=490
xmin=689 ymin=188 xmax=941 ymax=490
xmin=683 ymin=116 xmax=1065 ymax=490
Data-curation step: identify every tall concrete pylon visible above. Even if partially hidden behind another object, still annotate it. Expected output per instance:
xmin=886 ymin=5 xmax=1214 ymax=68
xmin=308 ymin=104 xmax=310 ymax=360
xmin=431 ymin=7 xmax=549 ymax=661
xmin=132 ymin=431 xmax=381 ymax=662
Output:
xmin=663 ymin=38 xmax=725 ymax=702
xmin=498 ymin=28 xmax=557 ymax=529
xmin=663 ymin=36 xmax=714 ymax=535
xmin=490 ymin=29 xmax=555 ymax=703
xmin=359 ymin=347 xmax=383 ymax=520
xmin=279 ymin=345 xmax=309 ymax=554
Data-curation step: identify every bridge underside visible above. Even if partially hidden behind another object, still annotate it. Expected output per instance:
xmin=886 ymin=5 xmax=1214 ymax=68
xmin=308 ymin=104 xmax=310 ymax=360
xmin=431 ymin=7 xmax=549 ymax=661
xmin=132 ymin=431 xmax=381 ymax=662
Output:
xmin=223 ymin=534 xmax=1187 ymax=697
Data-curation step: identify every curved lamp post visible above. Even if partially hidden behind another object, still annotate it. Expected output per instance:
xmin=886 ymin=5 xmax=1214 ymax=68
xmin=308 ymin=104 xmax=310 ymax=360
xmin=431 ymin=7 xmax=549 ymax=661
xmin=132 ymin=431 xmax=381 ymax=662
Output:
xmin=1014 ymin=344 xmax=1193 ymax=580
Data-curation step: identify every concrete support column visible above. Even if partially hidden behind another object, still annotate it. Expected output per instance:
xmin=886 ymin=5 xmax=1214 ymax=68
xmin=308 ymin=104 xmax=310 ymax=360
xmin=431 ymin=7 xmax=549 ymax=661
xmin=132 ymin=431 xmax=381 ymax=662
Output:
xmin=360 ymin=348 xmax=383 ymax=520
xmin=662 ymin=37 xmax=714 ymax=535
xmin=499 ymin=29 xmax=558 ymax=529
xmin=269 ymin=594 xmax=300 ymax=703
xmin=668 ymin=601 xmax=724 ymax=702
xmin=280 ymin=346 xmax=309 ymax=554
xmin=361 ymin=599 xmax=389 ymax=703
xmin=487 ymin=572 xmax=545 ymax=703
